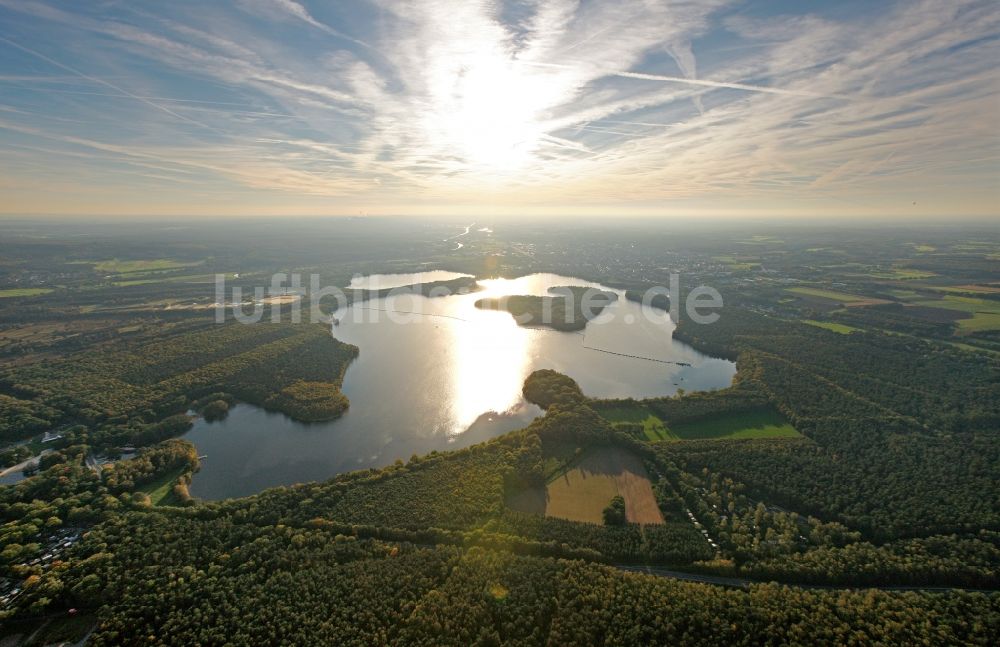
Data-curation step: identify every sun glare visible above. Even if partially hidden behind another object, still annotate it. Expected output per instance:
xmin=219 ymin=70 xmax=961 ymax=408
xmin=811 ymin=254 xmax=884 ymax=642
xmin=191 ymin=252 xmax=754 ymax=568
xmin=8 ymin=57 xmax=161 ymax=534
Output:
xmin=424 ymin=47 xmax=551 ymax=172
xmin=447 ymin=278 xmax=534 ymax=432
xmin=448 ymin=306 xmax=532 ymax=433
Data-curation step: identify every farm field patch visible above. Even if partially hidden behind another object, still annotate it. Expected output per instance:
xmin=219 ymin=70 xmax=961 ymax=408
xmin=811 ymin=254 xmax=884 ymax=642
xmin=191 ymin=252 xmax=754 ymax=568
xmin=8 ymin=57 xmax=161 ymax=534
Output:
xmin=541 ymin=447 xmax=664 ymax=525
xmin=802 ymin=320 xmax=861 ymax=334
xmin=0 ymin=288 xmax=53 ymax=298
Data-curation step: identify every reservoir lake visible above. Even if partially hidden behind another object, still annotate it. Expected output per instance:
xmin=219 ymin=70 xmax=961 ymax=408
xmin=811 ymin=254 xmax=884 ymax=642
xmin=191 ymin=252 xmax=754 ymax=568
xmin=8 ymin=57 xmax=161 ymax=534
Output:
xmin=182 ymin=272 xmax=736 ymax=499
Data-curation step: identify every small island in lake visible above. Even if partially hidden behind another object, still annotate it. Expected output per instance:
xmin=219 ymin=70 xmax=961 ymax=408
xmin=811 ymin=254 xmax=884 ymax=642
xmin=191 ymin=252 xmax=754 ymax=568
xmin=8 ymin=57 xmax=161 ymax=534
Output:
xmin=624 ymin=288 xmax=670 ymax=312
xmin=475 ymin=285 xmax=617 ymax=331
xmin=356 ymin=275 xmax=481 ymax=301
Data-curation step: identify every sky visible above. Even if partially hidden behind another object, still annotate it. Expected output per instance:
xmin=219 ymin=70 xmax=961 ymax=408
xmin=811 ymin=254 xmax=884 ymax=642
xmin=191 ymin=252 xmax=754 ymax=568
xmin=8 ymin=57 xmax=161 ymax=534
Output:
xmin=0 ymin=0 xmax=997 ymax=219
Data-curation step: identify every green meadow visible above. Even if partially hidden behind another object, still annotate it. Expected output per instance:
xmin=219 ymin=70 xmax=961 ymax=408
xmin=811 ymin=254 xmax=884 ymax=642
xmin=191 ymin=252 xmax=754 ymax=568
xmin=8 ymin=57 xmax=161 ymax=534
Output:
xmin=600 ymin=405 xmax=800 ymax=441
xmin=867 ymin=268 xmax=936 ymax=280
xmin=802 ymin=320 xmax=861 ymax=334
xmin=137 ymin=466 xmax=188 ymax=506
xmin=669 ymin=409 xmax=801 ymax=440
xmin=89 ymin=258 xmax=204 ymax=274
xmin=0 ymin=288 xmax=53 ymax=298
xmin=786 ymin=286 xmax=864 ymax=302
xmin=599 ymin=405 xmax=675 ymax=441
xmin=912 ymin=295 xmax=1000 ymax=332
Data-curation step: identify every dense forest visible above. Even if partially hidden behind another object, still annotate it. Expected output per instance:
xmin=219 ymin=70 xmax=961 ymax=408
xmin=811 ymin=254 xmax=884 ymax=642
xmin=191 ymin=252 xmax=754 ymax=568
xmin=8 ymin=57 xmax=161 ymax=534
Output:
xmin=0 ymin=322 xmax=357 ymax=449
xmin=664 ymin=308 xmax=1000 ymax=542
xmin=3 ymin=445 xmax=999 ymax=645
xmin=37 ymin=516 xmax=1000 ymax=646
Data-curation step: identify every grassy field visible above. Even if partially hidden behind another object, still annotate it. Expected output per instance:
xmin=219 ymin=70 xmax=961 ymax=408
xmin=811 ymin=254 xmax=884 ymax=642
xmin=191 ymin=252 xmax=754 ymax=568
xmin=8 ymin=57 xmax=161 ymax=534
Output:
xmin=957 ymin=312 xmax=1000 ymax=333
xmin=88 ymin=258 xmax=203 ymax=274
xmin=0 ymin=288 xmax=53 ymax=298
xmin=544 ymin=467 xmax=618 ymax=523
xmin=600 ymin=405 xmax=675 ymax=440
xmin=601 ymin=404 xmax=799 ymax=441
xmin=786 ymin=287 xmax=865 ymax=302
xmin=712 ymin=256 xmax=760 ymax=271
xmin=540 ymin=448 xmax=664 ymax=524
xmin=927 ymin=285 xmax=1000 ymax=295
xmin=669 ymin=410 xmax=800 ymax=440
xmin=739 ymin=235 xmax=783 ymax=244
xmin=112 ymin=273 xmax=229 ymax=287
xmin=137 ymin=466 xmax=187 ymax=506
xmin=912 ymin=295 xmax=1000 ymax=333
xmin=867 ymin=268 xmax=936 ymax=280
xmin=914 ymin=295 xmax=1000 ymax=313
xmin=802 ymin=320 xmax=861 ymax=334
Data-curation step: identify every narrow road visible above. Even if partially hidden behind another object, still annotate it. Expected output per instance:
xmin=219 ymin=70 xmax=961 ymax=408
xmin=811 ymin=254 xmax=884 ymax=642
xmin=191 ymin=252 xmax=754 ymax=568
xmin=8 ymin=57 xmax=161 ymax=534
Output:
xmin=616 ymin=565 xmax=748 ymax=588
xmin=0 ymin=451 xmax=46 ymax=478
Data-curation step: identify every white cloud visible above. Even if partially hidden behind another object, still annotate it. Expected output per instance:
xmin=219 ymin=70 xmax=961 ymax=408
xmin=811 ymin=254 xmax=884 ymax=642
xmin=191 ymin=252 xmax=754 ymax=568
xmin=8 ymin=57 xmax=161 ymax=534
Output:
xmin=0 ymin=0 xmax=997 ymax=215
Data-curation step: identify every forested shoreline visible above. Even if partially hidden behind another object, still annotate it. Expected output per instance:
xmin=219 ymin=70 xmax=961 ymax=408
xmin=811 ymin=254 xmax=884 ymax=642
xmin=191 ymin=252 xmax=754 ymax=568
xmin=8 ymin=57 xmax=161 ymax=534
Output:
xmin=0 ymin=322 xmax=358 ymax=450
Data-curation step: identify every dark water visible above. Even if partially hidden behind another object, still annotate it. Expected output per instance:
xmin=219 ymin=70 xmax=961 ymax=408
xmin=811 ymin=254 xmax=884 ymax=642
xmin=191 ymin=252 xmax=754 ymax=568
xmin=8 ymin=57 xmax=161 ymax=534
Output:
xmin=0 ymin=470 xmax=27 ymax=486
xmin=183 ymin=273 xmax=736 ymax=499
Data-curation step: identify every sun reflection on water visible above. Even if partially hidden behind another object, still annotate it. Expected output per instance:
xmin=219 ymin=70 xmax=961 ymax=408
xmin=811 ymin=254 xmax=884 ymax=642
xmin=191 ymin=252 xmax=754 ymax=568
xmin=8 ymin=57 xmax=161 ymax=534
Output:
xmin=339 ymin=273 xmax=699 ymax=437
xmin=444 ymin=274 xmax=603 ymax=434
xmin=448 ymin=305 xmax=532 ymax=433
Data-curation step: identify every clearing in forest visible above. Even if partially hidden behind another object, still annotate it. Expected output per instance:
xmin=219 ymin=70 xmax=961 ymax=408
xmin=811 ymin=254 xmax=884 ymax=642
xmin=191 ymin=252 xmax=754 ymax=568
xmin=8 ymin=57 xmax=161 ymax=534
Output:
xmin=802 ymin=320 xmax=861 ymax=334
xmin=600 ymin=404 xmax=800 ymax=441
xmin=137 ymin=466 xmax=188 ymax=506
xmin=668 ymin=409 xmax=800 ymax=440
xmin=912 ymin=295 xmax=1000 ymax=332
xmin=786 ymin=286 xmax=890 ymax=306
xmin=0 ymin=288 xmax=53 ymax=298
xmin=542 ymin=447 xmax=664 ymax=525
xmin=599 ymin=404 xmax=675 ymax=440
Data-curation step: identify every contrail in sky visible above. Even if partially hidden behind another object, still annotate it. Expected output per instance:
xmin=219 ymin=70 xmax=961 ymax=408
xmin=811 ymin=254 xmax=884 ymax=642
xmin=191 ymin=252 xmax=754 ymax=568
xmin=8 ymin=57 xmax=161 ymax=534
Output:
xmin=523 ymin=61 xmax=837 ymax=99
xmin=612 ymin=70 xmax=836 ymax=99
xmin=273 ymin=0 xmax=374 ymax=51
xmin=0 ymin=35 xmax=222 ymax=134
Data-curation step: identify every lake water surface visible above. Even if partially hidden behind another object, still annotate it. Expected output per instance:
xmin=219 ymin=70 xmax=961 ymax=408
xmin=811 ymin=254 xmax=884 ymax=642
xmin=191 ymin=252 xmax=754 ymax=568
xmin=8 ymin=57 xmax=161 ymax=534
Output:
xmin=183 ymin=273 xmax=735 ymax=499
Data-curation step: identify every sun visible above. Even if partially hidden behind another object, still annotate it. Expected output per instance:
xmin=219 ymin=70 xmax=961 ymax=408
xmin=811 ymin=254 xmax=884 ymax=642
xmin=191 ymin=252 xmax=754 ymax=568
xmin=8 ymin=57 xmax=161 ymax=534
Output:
xmin=422 ymin=46 xmax=551 ymax=172
xmin=451 ymin=58 xmax=541 ymax=169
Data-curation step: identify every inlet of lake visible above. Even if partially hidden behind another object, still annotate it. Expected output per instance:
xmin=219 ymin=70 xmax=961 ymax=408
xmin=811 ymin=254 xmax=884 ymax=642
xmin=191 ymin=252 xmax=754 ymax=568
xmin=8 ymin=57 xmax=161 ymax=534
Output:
xmin=182 ymin=272 xmax=736 ymax=499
